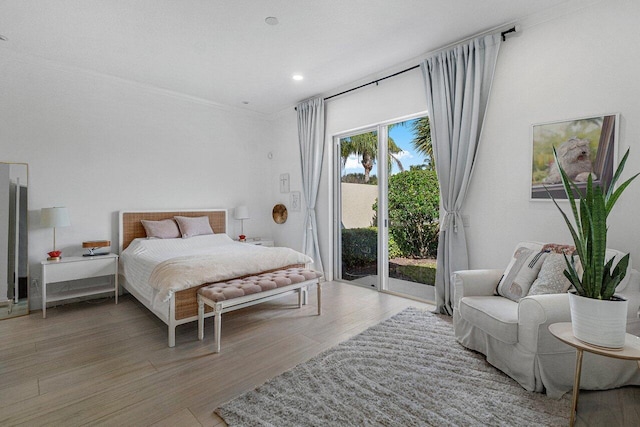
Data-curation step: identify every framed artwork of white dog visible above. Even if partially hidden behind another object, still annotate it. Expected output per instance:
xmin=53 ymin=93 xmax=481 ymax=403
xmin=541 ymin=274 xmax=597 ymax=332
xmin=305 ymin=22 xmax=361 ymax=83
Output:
xmin=531 ymin=113 xmax=618 ymax=199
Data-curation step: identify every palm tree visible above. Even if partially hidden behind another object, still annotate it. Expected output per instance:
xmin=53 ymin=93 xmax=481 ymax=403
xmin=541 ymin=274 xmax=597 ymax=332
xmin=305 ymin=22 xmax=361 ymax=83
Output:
xmin=341 ymin=131 xmax=404 ymax=182
xmin=411 ymin=117 xmax=434 ymax=169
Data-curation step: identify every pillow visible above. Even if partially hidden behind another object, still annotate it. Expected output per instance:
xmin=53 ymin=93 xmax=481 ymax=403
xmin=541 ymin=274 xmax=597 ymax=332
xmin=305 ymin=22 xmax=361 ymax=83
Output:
xmin=141 ymin=219 xmax=181 ymax=239
xmin=497 ymin=247 xmax=548 ymax=301
xmin=527 ymin=253 xmax=575 ymax=296
xmin=174 ymin=216 xmax=214 ymax=238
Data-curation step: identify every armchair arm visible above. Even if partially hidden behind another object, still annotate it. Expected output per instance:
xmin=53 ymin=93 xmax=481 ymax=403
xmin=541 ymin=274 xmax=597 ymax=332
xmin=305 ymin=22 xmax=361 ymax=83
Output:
xmin=617 ymin=269 xmax=640 ymax=335
xmin=452 ymin=269 xmax=503 ymax=310
xmin=518 ymin=293 xmax=572 ymax=354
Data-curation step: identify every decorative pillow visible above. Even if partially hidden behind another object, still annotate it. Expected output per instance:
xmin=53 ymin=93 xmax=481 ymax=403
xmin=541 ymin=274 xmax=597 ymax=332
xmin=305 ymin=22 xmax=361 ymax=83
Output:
xmin=541 ymin=243 xmax=576 ymax=255
xmin=497 ymin=247 xmax=548 ymax=301
xmin=174 ymin=216 xmax=214 ymax=238
xmin=141 ymin=219 xmax=181 ymax=239
xmin=528 ymin=253 xmax=575 ymax=296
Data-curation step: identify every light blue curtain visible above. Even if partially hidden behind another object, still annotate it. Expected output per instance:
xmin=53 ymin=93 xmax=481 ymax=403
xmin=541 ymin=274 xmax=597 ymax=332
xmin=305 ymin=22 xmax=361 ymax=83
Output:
xmin=297 ymin=97 xmax=325 ymax=272
xmin=421 ymin=34 xmax=502 ymax=314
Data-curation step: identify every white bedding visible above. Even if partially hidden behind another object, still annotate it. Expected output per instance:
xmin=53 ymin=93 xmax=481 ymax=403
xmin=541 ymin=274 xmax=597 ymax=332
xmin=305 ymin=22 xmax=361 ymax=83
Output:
xmin=120 ymin=234 xmax=312 ymax=308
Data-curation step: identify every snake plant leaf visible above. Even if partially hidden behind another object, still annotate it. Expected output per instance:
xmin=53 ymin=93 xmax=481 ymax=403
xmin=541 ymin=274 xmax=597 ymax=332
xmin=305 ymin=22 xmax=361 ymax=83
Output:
xmin=602 ymin=253 xmax=631 ymax=300
xmin=549 ymin=146 xmax=635 ymax=300
xmin=601 ymin=256 xmax=619 ymax=300
xmin=562 ymin=254 xmax=584 ymax=294
xmin=590 ymin=185 xmax=607 ymax=298
xmin=606 ymin=173 xmax=639 ymax=215
xmin=605 ymin=148 xmax=631 ymax=202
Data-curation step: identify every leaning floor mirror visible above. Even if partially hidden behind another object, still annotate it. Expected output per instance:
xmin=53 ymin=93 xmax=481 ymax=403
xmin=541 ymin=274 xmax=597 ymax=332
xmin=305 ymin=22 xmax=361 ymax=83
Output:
xmin=0 ymin=162 xmax=28 ymax=319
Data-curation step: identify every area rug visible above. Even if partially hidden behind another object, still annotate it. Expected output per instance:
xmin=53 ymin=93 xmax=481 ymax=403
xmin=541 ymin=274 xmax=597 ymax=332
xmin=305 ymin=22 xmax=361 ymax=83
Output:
xmin=216 ymin=307 xmax=570 ymax=426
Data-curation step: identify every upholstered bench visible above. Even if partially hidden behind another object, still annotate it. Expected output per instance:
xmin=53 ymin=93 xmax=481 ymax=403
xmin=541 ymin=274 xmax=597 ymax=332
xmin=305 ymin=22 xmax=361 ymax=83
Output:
xmin=197 ymin=267 xmax=323 ymax=352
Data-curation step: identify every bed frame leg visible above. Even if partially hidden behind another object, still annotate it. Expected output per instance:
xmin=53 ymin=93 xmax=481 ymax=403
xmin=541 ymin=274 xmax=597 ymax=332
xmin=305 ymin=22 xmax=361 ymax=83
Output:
xmin=197 ymin=296 xmax=205 ymax=341
xmin=317 ymin=282 xmax=322 ymax=316
xmin=214 ymin=308 xmax=222 ymax=353
xmin=168 ymin=326 xmax=176 ymax=347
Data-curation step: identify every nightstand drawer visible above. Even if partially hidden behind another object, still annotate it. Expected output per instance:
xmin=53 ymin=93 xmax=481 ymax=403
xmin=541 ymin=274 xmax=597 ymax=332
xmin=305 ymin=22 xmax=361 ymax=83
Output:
xmin=46 ymin=258 xmax=117 ymax=283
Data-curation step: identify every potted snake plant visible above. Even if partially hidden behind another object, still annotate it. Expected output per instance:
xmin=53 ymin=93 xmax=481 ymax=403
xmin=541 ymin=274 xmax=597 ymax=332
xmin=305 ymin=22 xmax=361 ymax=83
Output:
xmin=548 ymin=147 xmax=638 ymax=348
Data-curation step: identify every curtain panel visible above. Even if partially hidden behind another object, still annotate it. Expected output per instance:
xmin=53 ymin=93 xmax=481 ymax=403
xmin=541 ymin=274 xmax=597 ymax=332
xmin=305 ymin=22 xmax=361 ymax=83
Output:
xmin=296 ymin=97 xmax=325 ymax=272
xmin=420 ymin=34 xmax=502 ymax=314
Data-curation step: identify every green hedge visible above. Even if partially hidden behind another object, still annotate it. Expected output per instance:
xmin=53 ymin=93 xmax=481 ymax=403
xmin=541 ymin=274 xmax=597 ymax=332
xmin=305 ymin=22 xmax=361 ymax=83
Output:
xmin=341 ymin=227 xmax=402 ymax=268
xmin=374 ymin=169 xmax=440 ymax=258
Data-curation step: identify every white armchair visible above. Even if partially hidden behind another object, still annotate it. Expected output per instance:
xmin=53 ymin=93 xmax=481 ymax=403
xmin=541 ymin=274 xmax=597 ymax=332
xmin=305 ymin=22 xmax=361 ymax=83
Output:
xmin=452 ymin=248 xmax=640 ymax=398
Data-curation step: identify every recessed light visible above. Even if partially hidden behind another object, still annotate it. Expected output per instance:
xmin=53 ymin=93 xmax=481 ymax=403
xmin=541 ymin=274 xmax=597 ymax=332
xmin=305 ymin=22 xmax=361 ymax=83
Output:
xmin=0 ymin=35 xmax=7 ymax=41
xmin=265 ymin=17 xmax=279 ymax=26
xmin=242 ymin=101 xmax=249 ymax=105
xmin=292 ymin=74 xmax=304 ymax=81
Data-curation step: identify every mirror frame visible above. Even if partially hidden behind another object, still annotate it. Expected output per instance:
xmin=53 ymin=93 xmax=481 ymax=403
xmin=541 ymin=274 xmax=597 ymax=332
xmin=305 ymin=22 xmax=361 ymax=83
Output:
xmin=0 ymin=162 xmax=29 ymax=320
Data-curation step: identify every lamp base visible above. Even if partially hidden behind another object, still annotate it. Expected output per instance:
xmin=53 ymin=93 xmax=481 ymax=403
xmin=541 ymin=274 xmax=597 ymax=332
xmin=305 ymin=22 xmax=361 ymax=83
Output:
xmin=47 ymin=256 xmax=60 ymax=261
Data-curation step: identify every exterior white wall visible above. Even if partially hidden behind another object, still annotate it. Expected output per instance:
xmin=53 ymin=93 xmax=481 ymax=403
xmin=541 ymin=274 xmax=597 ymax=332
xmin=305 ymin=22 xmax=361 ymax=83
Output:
xmin=340 ymin=183 xmax=378 ymax=229
xmin=0 ymin=51 xmax=275 ymax=309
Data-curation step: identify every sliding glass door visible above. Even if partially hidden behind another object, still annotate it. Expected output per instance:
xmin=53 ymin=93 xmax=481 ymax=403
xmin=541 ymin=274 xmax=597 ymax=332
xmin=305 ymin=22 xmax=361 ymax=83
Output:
xmin=337 ymin=128 xmax=379 ymax=288
xmin=335 ymin=116 xmax=438 ymax=302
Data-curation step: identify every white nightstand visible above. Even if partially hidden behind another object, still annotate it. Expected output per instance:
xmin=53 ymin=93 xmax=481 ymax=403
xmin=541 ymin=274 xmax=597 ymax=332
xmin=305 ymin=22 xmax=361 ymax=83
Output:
xmin=41 ymin=253 xmax=119 ymax=318
xmin=244 ymin=238 xmax=274 ymax=247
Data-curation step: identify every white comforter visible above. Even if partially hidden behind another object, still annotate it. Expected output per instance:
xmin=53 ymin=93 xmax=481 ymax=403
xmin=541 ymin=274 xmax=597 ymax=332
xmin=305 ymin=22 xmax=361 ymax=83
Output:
xmin=121 ymin=234 xmax=312 ymax=304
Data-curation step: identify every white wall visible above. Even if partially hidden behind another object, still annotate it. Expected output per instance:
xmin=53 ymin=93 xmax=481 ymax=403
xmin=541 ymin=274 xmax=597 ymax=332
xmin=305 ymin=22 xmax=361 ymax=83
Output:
xmin=0 ymin=50 xmax=276 ymax=309
xmin=465 ymin=0 xmax=640 ymax=269
xmin=269 ymin=108 xmax=306 ymax=252
xmin=4 ymin=0 xmax=639 ymax=310
xmin=271 ymin=68 xmax=428 ymax=279
xmin=271 ymin=0 xmax=640 ymax=279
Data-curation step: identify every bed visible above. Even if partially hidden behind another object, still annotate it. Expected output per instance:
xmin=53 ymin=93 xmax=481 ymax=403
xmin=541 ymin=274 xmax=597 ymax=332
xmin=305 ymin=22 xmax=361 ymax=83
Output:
xmin=118 ymin=209 xmax=311 ymax=347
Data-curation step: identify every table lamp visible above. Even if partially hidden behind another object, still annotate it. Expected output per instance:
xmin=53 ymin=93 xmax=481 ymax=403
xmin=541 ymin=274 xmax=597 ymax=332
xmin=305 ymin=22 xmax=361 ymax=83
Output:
xmin=235 ymin=205 xmax=250 ymax=241
xmin=41 ymin=207 xmax=71 ymax=261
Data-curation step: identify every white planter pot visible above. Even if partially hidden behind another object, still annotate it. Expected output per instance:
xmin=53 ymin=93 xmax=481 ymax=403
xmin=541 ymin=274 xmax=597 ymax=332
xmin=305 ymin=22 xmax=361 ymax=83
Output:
xmin=569 ymin=292 xmax=628 ymax=349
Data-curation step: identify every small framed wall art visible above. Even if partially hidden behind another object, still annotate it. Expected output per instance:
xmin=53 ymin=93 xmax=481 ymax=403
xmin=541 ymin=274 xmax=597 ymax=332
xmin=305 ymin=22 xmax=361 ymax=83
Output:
xmin=290 ymin=191 xmax=301 ymax=211
xmin=279 ymin=173 xmax=290 ymax=193
xmin=530 ymin=113 xmax=618 ymax=200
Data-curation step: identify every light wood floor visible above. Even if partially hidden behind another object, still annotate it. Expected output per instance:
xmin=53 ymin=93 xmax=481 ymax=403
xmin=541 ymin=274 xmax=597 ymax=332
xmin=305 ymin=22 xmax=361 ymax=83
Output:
xmin=0 ymin=281 xmax=638 ymax=426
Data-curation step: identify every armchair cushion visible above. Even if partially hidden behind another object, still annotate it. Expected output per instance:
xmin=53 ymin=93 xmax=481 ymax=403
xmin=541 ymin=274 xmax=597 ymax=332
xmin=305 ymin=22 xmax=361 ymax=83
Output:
xmin=459 ymin=296 xmax=518 ymax=344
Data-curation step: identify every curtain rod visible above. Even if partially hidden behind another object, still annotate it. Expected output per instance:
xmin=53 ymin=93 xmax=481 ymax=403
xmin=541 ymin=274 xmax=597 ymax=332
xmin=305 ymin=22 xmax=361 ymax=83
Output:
xmin=296 ymin=26 xmax=516 ymax=109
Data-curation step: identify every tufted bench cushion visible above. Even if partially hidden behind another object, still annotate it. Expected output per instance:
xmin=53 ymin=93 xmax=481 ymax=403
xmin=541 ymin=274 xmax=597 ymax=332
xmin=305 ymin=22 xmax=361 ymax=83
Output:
xmin=198 ymin=268 xmax=323 ymax=302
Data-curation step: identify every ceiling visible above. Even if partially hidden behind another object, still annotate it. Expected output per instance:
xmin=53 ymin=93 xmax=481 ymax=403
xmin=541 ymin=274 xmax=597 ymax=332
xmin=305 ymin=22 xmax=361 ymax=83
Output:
xmin=0 ymin=0 xmax=578 ymax=115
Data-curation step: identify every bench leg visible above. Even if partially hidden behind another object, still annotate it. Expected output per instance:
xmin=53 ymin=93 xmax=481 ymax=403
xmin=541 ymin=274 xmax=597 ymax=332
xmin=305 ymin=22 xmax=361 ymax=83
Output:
xmin=298 ymin=288 xmax=302 ymax=308
xmin=302 ymin=286 xmax=309 ymax=305
xmin=197 ymin=296 xmax=205 ymax=341
xmin=214 ymin=309 xmax=222 ymax=353
xmin=317 ymin=282 xmax=322 ymax=315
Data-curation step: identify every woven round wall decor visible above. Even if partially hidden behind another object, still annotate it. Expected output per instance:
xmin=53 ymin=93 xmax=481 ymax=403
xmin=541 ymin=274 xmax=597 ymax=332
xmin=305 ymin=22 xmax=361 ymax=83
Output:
xmin=272 ymin=204 xmax=288 ymax=224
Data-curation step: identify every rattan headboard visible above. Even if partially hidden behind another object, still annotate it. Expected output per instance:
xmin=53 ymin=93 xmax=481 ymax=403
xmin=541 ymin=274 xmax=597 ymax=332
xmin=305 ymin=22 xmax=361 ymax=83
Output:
xmin=119 ymin=209 xmax=227 ymax=252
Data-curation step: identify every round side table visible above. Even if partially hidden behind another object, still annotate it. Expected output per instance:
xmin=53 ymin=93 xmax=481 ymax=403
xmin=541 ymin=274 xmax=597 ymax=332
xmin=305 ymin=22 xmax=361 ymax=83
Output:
xmin=548 ymin=322 xmax=640 ymax=427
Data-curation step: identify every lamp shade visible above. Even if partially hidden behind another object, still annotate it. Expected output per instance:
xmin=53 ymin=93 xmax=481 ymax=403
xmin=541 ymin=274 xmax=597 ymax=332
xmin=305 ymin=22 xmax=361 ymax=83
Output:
xmin=41 ymin=207 xmax=71 ymax=228
xmin=235 ymin=205 xmax=250 ymax=220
